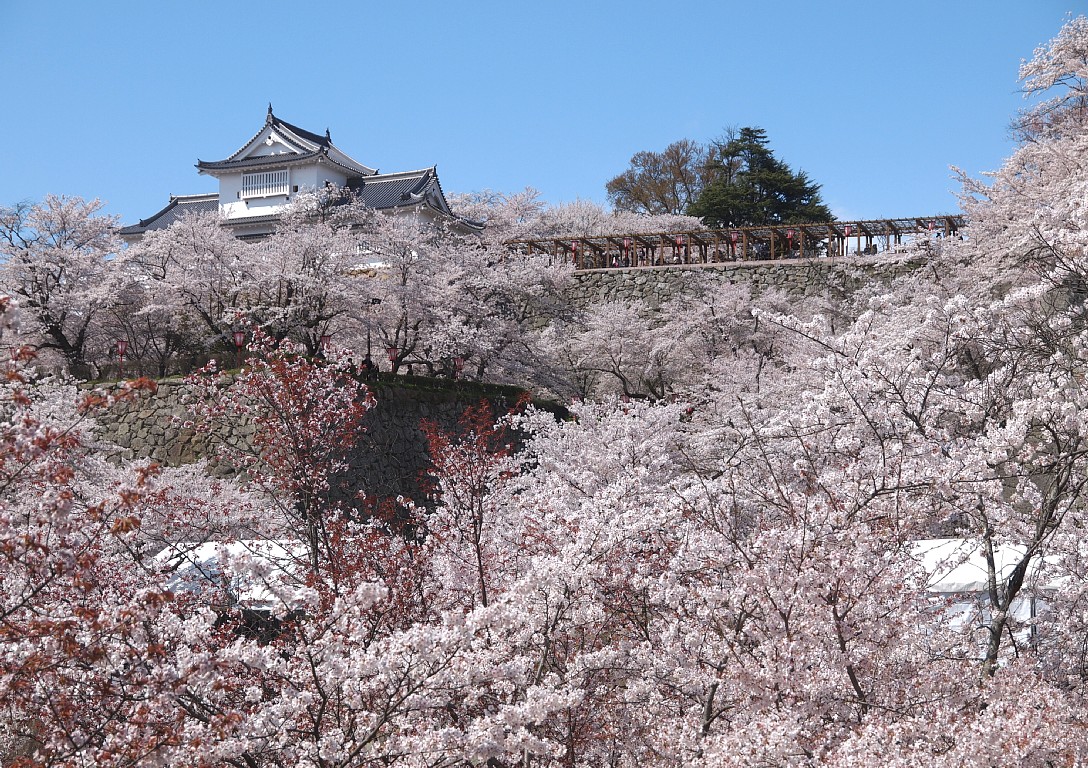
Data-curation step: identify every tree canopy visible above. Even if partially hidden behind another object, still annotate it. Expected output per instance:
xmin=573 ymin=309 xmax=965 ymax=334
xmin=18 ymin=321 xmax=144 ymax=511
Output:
xmin=604 ymin=138 xmax=712 ymax=215
xmin=688 ymin=126 xmax=833 ymax=227
xmin=605 ymin=127 xmax=834 ymax=227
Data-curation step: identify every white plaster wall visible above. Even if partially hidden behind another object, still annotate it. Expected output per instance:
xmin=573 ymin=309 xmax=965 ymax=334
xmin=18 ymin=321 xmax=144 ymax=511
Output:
xmin=318 ymin=167 xmax=348 ymax=189
xmin=218 ymin=173 xmax=244 ymax=210
xmin=220 ymin=168 xmax=289 ymax=218
xmin=242 ymin=126 xmax=300 ymax=158
xmin=291 ymin=166 xmax=317 ymax=191
xmin=291 ymin=165 xmax=349 ymax=191
xmin=217 ymin=163 xmax=352 ymax=220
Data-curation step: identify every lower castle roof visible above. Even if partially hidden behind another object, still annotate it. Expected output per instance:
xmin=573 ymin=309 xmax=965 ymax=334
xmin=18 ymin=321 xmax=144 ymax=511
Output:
xmin=120 ymin=167 xmax=481 ymax=239
xmin=118 ymin=193 xmax=219 ymax=237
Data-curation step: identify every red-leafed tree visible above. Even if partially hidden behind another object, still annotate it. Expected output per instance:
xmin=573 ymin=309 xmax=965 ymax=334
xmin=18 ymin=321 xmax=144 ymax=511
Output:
xmin=186 ymin=330 xmax=374 ymax=575
xmin=0 ymin=295 xmax=243 ymax=765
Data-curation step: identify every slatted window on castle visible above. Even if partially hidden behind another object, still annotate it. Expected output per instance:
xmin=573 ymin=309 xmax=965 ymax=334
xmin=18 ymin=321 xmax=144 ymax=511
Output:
xmin=241 ymin=169 xmax=289 ymax=199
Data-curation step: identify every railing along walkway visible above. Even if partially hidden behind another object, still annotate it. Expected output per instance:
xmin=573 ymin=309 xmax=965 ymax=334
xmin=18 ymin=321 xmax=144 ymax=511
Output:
xmin=507 ymin=215 xmax=965 ymax=271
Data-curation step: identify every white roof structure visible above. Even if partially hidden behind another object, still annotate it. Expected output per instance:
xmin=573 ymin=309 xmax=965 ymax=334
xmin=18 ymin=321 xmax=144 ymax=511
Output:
xmin=154 ymin=539 xmax=310 ymax=611
xmin=911 ymin=537 xmax=1064 ymax=637
xmin=911 ymin=538 xmax=1059 ymax=595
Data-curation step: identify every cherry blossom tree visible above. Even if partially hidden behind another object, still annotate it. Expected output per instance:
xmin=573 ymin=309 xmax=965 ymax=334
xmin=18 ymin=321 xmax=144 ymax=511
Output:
xmin=448 ymin=187 xmax=547 ymax=245
xmin=119 ymin=210 xmax=251 ymax=371
xmin=123 ymin=201 xmax=369 ymax=370
xmin=532 ymin=198 xmax=704 ymax=240
xmin=240 ymin=196 xmax=370 ymax=355
xmin=350 ymin=208 xmax=571 ymax=385
xmin=0 ymin=195 xmax=121 ymax=375
xmin=5 ymin=17 xmax=1088 ymax=767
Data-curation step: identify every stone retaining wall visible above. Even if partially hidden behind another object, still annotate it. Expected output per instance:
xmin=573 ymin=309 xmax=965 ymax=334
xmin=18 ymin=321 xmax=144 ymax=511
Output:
xmin=93 ymin=378 xmax=530 ymax=504
xmin=566 ymin=254 xmax=931 ymax=307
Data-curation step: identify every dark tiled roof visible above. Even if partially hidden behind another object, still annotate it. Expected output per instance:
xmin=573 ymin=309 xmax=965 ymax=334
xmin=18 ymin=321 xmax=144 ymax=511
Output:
xmin=274 ymin=116 xmax=331 ymax=149
xmin=348 ymin=168 xmax=482 ymax=231
xmin=423 ymin=167 xmax=475 ymax=224
xmin=196 ymin=151 xmax=324 ymax=172
xmin=348 ymin=169 xmax=436 ymax=209
xmin=197 ymin=148 xmax=373 ymax=180
xmin=118 ymin=194 xmax=218 ymax=236
xmin=124 ymin=171 xmax=481 ymax=238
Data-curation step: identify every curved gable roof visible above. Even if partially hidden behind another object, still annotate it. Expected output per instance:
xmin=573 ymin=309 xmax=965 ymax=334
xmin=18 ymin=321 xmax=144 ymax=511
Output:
xmin=197 ymin=106 xmax=377 ymax=177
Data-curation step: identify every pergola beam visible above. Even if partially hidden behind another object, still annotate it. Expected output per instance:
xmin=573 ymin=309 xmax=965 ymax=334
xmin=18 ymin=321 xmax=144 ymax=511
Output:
xmin=506 ymin=215 xmax=966 ymax=269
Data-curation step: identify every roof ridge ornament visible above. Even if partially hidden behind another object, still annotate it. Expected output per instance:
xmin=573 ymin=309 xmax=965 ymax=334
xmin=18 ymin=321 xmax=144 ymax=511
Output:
xmin=267 ymin=103 xmax=274 ymax=121
xmin=325 ymin=127 xmax=331 ymax=142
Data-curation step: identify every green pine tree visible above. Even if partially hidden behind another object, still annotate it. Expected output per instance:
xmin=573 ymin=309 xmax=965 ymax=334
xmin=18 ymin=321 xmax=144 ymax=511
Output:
xmin=688 ymin=127 xmax=833 ymax=228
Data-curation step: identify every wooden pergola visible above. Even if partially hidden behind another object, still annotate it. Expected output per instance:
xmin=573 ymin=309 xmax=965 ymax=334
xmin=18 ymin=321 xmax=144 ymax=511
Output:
xmin=506 ymin=215 xmax=966 ymax=270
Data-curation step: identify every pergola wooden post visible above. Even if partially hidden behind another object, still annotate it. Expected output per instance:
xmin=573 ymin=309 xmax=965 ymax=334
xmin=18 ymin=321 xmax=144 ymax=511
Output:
xmin=505 ymin=214 xmax=966 ymax=270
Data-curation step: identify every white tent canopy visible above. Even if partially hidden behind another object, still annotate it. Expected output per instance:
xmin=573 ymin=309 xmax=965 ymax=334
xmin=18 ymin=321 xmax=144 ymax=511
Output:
xmin=911 ymin=538 xmax=1060 ymax=595
xmin=153 ymin=539 xmax=310 ymax=611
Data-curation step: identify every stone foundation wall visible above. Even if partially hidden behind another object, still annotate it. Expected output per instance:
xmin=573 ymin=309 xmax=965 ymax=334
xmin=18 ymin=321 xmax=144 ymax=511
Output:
xmin=93 ymin=378 xmax=530 ymax=504
xmin=566 ymin=254 xmax=931 ymax=308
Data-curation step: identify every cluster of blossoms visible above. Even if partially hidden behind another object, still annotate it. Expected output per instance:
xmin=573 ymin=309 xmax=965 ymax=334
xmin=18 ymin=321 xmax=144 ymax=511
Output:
xmin=3 ymin=16 xmax=1088 ymax=767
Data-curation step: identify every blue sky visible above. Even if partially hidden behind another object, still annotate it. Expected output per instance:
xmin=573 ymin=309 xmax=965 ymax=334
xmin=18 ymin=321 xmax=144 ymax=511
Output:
xmin=0 ymin=1 xmax=1081 ymax=226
